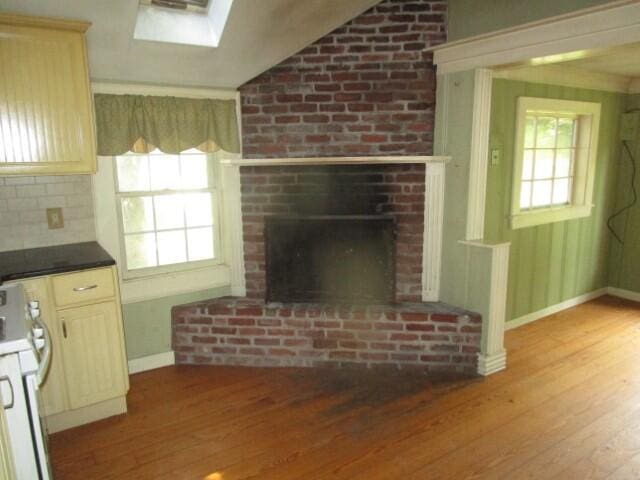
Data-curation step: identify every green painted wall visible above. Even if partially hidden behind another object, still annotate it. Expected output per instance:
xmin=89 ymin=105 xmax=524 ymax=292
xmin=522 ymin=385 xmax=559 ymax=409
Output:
xmin=448 ymin=0 xmax=615 ymax=41
xmin=485 ymin=79 xmax=626 ymax=323
xmin=608 ymin=94 xmax=640 ymax=293
xmin=122 ymin=286 xmax=230 ymax=360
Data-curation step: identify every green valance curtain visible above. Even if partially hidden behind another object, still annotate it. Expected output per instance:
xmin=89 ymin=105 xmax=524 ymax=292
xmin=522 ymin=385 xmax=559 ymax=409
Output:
xmin=94 ymin=94 xmax=241 ymax=155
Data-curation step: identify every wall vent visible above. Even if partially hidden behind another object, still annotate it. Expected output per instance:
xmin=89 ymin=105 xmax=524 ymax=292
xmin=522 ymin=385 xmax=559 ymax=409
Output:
xmin=141 ymin=0 xmax=210 ymax=13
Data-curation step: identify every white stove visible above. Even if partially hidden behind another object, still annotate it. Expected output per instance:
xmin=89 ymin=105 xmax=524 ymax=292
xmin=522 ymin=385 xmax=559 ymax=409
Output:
xmin=0 ymin=283 xmax=52 ymax=479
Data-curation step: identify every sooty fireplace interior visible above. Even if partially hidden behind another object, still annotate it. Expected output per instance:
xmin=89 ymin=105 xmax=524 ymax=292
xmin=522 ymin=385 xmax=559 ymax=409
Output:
xmin=265 ymin=215 xmax=396 ymax=304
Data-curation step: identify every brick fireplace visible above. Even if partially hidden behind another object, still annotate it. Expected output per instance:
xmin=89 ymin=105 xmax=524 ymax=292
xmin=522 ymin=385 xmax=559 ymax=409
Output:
xmin=171 ymin=0 xmax=482 ymax=375
xmin=241 ymin=163 xmax=426 ymax=303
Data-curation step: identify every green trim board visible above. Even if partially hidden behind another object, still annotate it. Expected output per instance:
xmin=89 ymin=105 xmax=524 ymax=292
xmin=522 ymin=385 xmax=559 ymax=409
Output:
xmin=608 ymin=94 xmax=640 ymax=293
xmin=435 ymin=70 xmax=477 ymax=309
xmin=122 ymin=286 xmax=230 ymax=360
xmin=485 ymin=79 xmax=626 ymax=323
xmin=447 ymin=0 xmax=614 ymax=41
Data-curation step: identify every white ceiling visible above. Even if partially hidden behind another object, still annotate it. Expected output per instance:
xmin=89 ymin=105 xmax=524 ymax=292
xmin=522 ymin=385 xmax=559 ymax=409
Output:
xmin=559 ymin=43 xmax=640 ymax=78
xmin=493 ymin=42 xmax=640 ymax=94
xmin=1 ymin=0 xmax=381 ymax=89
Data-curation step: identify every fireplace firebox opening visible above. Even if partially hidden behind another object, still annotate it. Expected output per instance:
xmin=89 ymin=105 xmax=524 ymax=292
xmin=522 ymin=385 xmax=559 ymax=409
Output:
xmin=265 ymin=215 xmax=396 ymax=304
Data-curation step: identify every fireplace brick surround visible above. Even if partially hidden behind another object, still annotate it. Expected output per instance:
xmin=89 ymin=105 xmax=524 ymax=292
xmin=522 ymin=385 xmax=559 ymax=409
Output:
xmin=241 ymin=163 xmax=426 ymax=302
xmin=171 ymin=0 xmax=482 ymax=374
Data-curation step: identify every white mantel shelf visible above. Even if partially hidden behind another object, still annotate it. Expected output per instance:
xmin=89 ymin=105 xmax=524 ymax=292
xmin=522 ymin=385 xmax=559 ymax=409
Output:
xmin=220 ymin=155 xmax=451 ymax=166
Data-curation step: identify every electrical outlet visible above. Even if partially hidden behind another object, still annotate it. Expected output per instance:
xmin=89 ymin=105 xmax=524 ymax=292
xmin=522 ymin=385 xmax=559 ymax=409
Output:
xmin=46 ymin=208 xmax=64 ymax=229
xmin=491 ymin=148 xmax=501 ymax=166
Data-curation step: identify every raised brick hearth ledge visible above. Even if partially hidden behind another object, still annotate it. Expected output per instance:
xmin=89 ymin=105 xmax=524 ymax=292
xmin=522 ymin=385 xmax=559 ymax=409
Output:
xmin=172 ymin=298 xmax=481 ymax=374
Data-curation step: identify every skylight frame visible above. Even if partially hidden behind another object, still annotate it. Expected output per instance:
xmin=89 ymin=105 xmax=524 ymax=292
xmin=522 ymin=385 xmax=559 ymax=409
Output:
xmin=134 ymin=0 xmax=233 ymax=48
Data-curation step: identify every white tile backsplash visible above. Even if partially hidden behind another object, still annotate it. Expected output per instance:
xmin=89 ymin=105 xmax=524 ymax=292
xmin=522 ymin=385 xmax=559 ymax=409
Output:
xmin=0 ymin=175 xmax=96 ymax=252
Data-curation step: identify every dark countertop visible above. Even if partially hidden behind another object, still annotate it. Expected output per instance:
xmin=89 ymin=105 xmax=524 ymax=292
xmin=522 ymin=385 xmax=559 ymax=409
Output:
xmin=0 ymin=241 xmax=116 ymax=284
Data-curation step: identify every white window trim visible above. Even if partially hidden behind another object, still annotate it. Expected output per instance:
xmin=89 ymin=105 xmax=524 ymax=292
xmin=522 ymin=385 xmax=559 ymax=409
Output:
xmin=94 ymin=153 xmax=237 ymax=304
xmin=510 ymin=97 xmax=601 ymax=230
xmin=91 ymin=82 xmax=244 ymax=304
xmin=113 ymin=152 xmax=224 ymax=280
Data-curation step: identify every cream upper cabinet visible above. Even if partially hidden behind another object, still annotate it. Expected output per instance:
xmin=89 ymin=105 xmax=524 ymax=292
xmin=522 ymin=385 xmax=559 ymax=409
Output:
xmin=0 ymin=14 xmax=96 ymax=175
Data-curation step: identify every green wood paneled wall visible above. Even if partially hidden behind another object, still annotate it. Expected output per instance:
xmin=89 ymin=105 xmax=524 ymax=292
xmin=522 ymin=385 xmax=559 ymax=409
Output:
xmin=485 ymin=79 xmax=626 ymax=322
xmin=609 ymin=94 xmax=640 ymax=293
xmin=122 ymin=285 xmax=230 ymax=360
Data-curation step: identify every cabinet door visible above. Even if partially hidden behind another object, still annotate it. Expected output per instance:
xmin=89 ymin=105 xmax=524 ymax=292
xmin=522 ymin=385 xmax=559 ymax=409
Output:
xmin=18 ymin=278 xmax=68 ymax=416
xmin=58 ymin=302 xmax=127 ymax=410
xmin=0 ymin=16 xmax=96 ymax=175
xmin=0 ymin=392 xmax=16 ymax=480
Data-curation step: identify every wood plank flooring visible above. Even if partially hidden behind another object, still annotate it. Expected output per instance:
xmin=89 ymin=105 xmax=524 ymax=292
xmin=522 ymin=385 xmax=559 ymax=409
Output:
xmin=49 ymin=295 xmax=640 ymax=479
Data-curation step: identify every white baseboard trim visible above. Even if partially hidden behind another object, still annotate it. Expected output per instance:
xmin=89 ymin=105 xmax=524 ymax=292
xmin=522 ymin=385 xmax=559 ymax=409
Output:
xmin=128 ymin=351 xmax=175 ymax=374
xmin=607 ymin=287 xmax=640 ymax=302
xmin=505 ymin=288 xmax=609 ymax=331
xmin=477 ymin=350 xmax=507 ymax=376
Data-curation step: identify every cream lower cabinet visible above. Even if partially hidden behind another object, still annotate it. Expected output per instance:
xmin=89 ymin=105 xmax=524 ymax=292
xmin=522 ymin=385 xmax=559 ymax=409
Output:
xmin=58 ymin=301 xmax=127 ymax=410
xmin=0 ymin=392 xmax=16 ymax=480
xmin=16 ymin=266 xmax=129 ymax=433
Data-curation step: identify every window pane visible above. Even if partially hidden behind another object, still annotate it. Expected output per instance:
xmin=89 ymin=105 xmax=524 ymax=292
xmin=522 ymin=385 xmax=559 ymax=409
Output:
xmin=532 ymin=180 xmax=552 ymax=207
xmin=125 ymin=233 xmax=157 ymax=269
xmin=150 ymin=155 xmax=181 ymax=190
xmin=535 ymin=117 xmax=557 ymax=148
xmin=524 ymin=116 xmax=536 ymax=148
xmin=116 ymin=156 xmax=149 ymax=192
xmin=157 ymin=230 xmax=187 ymax=265
xmin=534 ymin=149 xmax=554 ymax=179
xmin=557 ymin=118 xmax=575 ymax=148
xmin=522 ymin=150 xmax=534 ymax=180
xmin=187 ymin=227 xmax=215 ymax=261
xmin=552 ymin=178 xmax=570 ymax=205
xmin=154 ymin=195 xmax=184 ymax=230
xmin=121 ymin=197 xmax=154 ymax=233
xmin=183 ymin=192 xmax=213 ymax=227
xmin=555 ymin=149 xmax=573 ymax=177
xmin=181 ymin=154 xmax=209 ymax=189
xmin=520 ymin=181 xmax=532 ymax=209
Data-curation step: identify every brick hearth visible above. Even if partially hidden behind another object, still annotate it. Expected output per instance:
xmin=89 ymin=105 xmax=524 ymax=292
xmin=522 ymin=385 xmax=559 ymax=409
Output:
xmin=172 ymin=298 xmax=480 ymax=374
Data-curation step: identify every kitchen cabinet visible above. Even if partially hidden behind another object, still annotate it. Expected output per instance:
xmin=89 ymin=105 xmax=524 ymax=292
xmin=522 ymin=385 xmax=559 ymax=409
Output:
xmin=0 ymin=390 xmax=16 ymax=480
xmin=58 ymin=302 xmax=127 ymax=409
xmin=0 ymin=13 xmax=96 ymax=175
xmin=14 ymin=266 xmax=129 ymax=433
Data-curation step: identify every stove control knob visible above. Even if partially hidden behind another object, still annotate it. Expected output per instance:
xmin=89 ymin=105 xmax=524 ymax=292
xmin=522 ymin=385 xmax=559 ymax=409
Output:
xmin=34 ymin=338 xmax=45 ymax=350
xmin=28 ymin=301 xmax=39 ymax=310
xmin=32 ymin=327 xmax=44 ymax=338
xmin=29 ymin=308 xmax=40 ymax=319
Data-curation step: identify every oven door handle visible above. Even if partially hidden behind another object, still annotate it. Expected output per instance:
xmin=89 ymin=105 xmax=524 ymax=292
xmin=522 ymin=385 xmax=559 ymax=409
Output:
xmin=0 ymin=375 xmax=14 ymax=409
xmin=33 ymin=314 xmax=52 ymax=387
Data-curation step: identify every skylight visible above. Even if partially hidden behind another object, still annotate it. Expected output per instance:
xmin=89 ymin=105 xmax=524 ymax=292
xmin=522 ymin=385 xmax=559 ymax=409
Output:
xmin=134 ymin=0 xmax=233 ymax=48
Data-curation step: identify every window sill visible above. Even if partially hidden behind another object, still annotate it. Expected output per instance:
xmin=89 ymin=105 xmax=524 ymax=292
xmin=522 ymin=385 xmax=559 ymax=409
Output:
xmin=510 ymin=204 xmax=593 ymax=229
xmin=119 ymin=263 xmax=231 ymax=304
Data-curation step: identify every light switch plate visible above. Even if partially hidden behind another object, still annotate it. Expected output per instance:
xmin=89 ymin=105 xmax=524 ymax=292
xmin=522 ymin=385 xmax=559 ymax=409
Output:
xmin=46 ymin=208 xmax=64 ymax=229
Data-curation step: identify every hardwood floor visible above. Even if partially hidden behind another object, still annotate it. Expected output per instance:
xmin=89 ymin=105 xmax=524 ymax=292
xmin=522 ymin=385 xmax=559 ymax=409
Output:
xmin=49 ymin=295 xmax=640 ymax=479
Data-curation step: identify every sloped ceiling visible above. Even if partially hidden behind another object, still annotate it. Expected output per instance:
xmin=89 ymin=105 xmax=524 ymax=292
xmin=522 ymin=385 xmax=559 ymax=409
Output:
xmin=0 ymin=0 xmax=381 ymax=89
